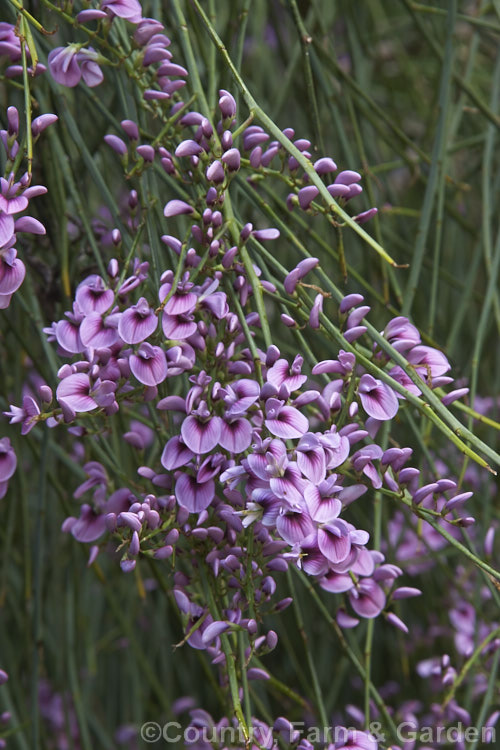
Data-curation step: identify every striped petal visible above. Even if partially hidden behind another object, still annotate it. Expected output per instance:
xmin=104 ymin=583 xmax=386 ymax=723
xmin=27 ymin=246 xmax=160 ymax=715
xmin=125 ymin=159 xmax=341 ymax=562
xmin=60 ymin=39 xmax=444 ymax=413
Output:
xmin=181 ymin=415 xmax=221 ymax=454
xmin=175 ymin=474 xmax=214 ymax=513
xmin=219 ymin=418 xmax=252 ymax=453
xmin=56 ymin=373 xmax=97 ymax=413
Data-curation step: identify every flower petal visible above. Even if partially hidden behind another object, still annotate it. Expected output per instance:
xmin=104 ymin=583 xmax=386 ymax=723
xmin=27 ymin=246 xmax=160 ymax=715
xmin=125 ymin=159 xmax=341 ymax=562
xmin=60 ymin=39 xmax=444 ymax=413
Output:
xmin=175 ymin=474 xmax=214 ymax=513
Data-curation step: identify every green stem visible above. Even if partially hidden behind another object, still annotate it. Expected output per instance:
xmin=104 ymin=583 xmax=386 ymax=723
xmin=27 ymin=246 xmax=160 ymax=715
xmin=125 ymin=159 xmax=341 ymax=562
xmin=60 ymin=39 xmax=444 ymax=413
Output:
xmin=292 ymin=567 xmax=400 ymax=742
xmin=286 ymin=570 xmax=329 ymax=727
xmin=442 ymin=626 xmax=500 ymax=709
xmin=191 ymin=0 xmax=402 ymax=268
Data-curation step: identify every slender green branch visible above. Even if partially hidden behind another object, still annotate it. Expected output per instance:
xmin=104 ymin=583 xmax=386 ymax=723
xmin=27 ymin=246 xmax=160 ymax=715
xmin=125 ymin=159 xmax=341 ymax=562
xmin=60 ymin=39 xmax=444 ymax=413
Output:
xmin=191 ymin=0 xmax=403 ymax=268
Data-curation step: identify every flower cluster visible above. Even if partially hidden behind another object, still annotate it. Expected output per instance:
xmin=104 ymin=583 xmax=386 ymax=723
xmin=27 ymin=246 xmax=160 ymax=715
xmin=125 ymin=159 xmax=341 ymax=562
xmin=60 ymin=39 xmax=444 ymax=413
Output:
xmin=0 ymin=6 xmax=493 ymax=750
xmin=0 ymin=107 xmax=57 ymax=308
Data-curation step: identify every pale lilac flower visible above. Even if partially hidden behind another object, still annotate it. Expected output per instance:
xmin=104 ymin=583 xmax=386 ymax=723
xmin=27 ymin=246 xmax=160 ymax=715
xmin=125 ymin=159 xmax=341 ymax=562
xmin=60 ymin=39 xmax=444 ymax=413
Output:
xmin=334 ymin=728 xmax=378 ymax=750
xmin=118 ymin=297 xmax=157 ymax=343
xmin=284 ymin=257 xmax=319 ymax=294
xmin=354 ymin=207 xmax=378 ymax=224
xmin=0 ymin=23 xmax=22 ymax=62
xmin=0 ymin=438 xmax=16 ymax=498
xmin=383 ymin=316 xmax=421 ymax=352
xmin=75 ymin=275 xmax=114 ymax=314
xmin=387 ymin=365 xmax=421 ymax=396
xmin=48 ymin=46 xmax=103 ymax=88
xmin=349 ymin=579 xmax=386 ymax=619
xmin=100 ymin=0 xmax=142 ymax=24
xmin=218 ymin=89 xmax=237 ymax=119
xmin=318 ymin=520 xmax=353 ymax=564
xmin=219 ymin=417 xmax=253 ymax=453
xmin=266 ymin=355 xmax=307 ymax=391
xmin=161 ymin=436 xmax=194 ymax=470
xmin=80 ymin=311 xmax=120 ymax=348
xmin=304 ymin=480 xmax=342 ymax=523
xmin=352 ymin=444 xmax=383 ymax=489
xmin=0 ymin=250 xmax=25 ymax=296
xmin=358 ymin=374 xmax=399 ymax=420
xmin=164 ymin=199 xmax=194 ymax=217
xmin=130 ymin=343 xmax=168 ymax=385
xmin=4 ymin=396 xmax=40 ymax=434
xmin=309 ymin=294 xmax=323 ymax=328
xmin=314 ymin=157 xmax=337 ymax=174
xmin=276 ymin=506 xmax=315 ymax=544
xmin=298 ymin=185 xmax=319 ymax=210
xmin=264 ymin=398 xmax=308 ymax=439
xmin=181 ymin=403 xmax=222 ymax=454
xmin=31 ymin=114 xmax=58 ymax=137
xmin=296 ymin=433 xmax=326 ymax=483
xmin=104 ymin=134 xmax=128 ymax=156
xmin=406 ymin=345 xmax=451 ymax=378
xmin=76 ymin=9 xmax=108 ymax=22
xmin=320 ymin=570 xmax=355 ymax=593
xmin=175 ymin=474 xmax=214 ymax=513
xmin=0 ymin=213 xmax=15 ymax=249
xmin=56 ymin=373 xmax=98 ymax=413
xmin=53 ymin=306 xmax=85 ymax=354
xmin=64 ymin=504 xmax=107 ymax=542
xmin=336 ymin=609 xmax=360 ymax=628
xmin=134 ymin=18 xmax=165 ymax=46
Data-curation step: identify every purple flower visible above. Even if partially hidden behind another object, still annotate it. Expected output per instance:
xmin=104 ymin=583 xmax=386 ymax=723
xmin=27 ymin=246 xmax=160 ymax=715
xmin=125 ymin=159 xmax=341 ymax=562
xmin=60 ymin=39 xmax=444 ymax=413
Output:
xmin=48 ymin=46 xmax=103 ymax=88
xmin=80 ymin=311 xmax=120 ymax=348
xmin=352 ymin=444 xmax=384 ymax=489
xmin=56 ymin=373 xmax=98 ymax=413
xmin=118 ymin=297 xmax=157 ymax=343
xmin=298 ymin=534 xmax=329 ymax=576
xmin=0 ymin=438 xmax=16 ymax=482
xmin=0 ymin=437 xmax=16 ymax=498
xmin=348 ymin=579 xmax=386 ymax=619
xmin=163 ymin=199 xmax=194 ymax=218
xmin=222 ymin=378 xmax=260 ymax=416
xmin=296 ymin=433 xmax=326 ymax=483
xmin=219 ymin=417 xmax=253 ymax=453
xmin=218 ymin=89 xmax=237 ymax=119
xmin=64 ymin=504 xmax=107 ymax=542
xmin=161 ymin=436 xmax=194 ymax=470
xmin=321 ymin=429 xmax=350 ymax=469
xmin=0 ymin=213 xmax=15 ymax=248
xmin=134 ymin=18 xmax=165 ymax=45
xmin=335 ymin=728 xmax=378 ymax=750
xmin=358 ymin=374 xmax=398 ymax=421
xmin=406 ymin=345 xmax=451 ymax=378
xmin=75 ymin=275 xmax=114 ymax=315
xmin=304 ymin=481 xmax=341 ymax=524
xmin=181 ymin=405 xmax=222 ymax=454
xmin=264 ymin=398 xmax=308 ymax=439
xmin=130 ymin=343 xmax=168 ymax=386
xmin=283 ymin=257 xmax=319 ymax=294
xmin=266 ymin=355 xmax=307 ymax=391
xmin=175 ymin=474 xmax=215 ymax=513
xmin=384 ymin=316 xmax=421 ymax=352
xmin=4 ymin=395 xmax=40 ymax=435
xmin=31 ymin=114 xmax=58 ymax=137
xmin=318 ymin=520 xmax=352 ymax=564
xmin=314 ymin=157 xmax=337 ymax=174
xmin=276 ymin=506 xmax=315 ymax=544
xmin=309 ymin=294 xmax=323 ymax=328
xmin=0 ymin=251 xmax=25 ymax=296
xmin=100 ymin=0 xmax=143 ymax=24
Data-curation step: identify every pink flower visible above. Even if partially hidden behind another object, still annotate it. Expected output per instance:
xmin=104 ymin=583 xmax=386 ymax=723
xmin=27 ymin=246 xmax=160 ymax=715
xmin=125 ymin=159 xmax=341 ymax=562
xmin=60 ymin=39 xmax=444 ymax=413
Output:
xmin=48 ymin=46 xmax=103 ymax=88
xmin=100 ymin=0 xmax=143 ymax=24
xmin=358 ymin=374 xmax=399 ymax=421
